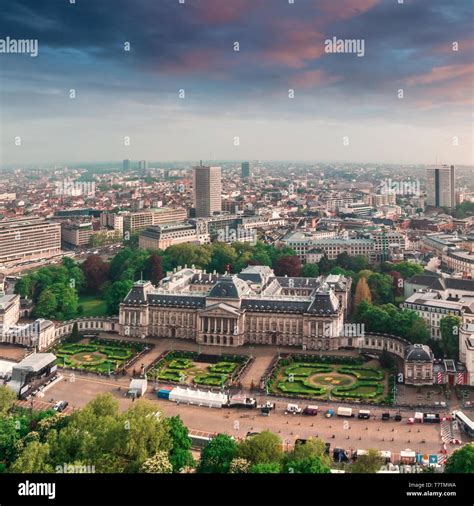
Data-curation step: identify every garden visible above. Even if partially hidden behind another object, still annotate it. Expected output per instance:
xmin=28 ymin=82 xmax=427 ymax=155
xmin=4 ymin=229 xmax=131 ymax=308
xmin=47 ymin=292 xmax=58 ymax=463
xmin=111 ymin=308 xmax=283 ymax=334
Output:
xmin=267 ymin=354 xmax=391 ymax=404
xmin=148 ymin=350 xmax=249 ymax=388
xmin=54 ymin=338 xmax=146 ymax=374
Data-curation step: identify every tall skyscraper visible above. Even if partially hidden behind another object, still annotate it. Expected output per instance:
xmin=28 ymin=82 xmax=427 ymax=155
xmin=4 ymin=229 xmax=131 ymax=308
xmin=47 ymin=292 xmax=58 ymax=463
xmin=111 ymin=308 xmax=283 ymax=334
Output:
xmin=138 ymin=160 xmax=148 ymax=171
xmin=193 ymin=162 xmax=222 ymax=217
xmin=123 ymin=159 xmax=131 ymax=171
xmin=426 ymin=165 xmax=455 ymax=208
xmin=241 ymin=161 xmax=250 ymax=179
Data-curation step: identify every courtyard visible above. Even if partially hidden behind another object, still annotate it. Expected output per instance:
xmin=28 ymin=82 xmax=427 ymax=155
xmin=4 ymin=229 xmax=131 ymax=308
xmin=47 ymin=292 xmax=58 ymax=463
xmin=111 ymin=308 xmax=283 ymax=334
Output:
xmin=54 ymin=337 xmax=146 ymax=374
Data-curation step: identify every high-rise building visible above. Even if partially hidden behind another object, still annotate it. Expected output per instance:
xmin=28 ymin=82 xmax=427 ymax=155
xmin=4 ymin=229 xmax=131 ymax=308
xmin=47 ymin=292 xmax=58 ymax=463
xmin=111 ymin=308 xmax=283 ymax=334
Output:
xmin=426 ymin=165 xmax=455 ymax=208
xmin=241 ymin=161 xmax=250 ymax=179
xmin=192 ymin=162 xmax=222 ymax=217
xmin=123 ymin=159 xmax=131 ymax=171
xmin=138 ymin=160 xmax=148 ymax=171
xmin=0 ymin=217 xmax=61 ymax=265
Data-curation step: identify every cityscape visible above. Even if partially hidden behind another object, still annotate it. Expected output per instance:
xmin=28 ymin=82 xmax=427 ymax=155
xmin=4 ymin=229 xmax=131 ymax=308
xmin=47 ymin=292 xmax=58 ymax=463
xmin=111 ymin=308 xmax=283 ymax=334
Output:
xmin=0 ymin=1 xmax=473 ymax=505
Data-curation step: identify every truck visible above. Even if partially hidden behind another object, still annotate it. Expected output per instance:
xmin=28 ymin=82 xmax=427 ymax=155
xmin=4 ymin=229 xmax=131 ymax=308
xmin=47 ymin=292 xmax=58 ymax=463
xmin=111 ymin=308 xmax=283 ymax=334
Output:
xmin=357 ymin=409 xmax=371 ymax=420
xmin=257 ymin=401 xmax=275 ymax=411
xmin=285 ymin=403 xmax=302 ymax=414
xmin=337 ymin=407 xmax=354 ymax=418
xmin=303 ymin=405 xmax=319 ymax=416
xmin=423 ymin=413 xmax=440 ymax=424
xmin=227 ymin=396 xmax=256 ymax=409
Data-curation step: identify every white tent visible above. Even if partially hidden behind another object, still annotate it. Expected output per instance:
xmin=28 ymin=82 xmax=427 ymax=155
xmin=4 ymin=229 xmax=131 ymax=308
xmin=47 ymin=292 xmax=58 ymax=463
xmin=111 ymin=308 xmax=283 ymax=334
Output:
xmin=169 ymin=387 xmax=227 ymax=408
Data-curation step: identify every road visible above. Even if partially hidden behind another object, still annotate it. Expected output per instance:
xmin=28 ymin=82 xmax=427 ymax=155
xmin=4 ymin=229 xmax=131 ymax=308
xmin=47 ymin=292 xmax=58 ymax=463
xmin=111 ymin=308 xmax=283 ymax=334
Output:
xmin=36 ymin=372 xmax=447 ymax=461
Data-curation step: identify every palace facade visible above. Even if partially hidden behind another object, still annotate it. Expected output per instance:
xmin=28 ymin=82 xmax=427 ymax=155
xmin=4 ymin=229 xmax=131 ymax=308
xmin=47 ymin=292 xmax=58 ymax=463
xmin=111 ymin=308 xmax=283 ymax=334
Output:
xmin=119 ymin=265 xmax=353 ymax=350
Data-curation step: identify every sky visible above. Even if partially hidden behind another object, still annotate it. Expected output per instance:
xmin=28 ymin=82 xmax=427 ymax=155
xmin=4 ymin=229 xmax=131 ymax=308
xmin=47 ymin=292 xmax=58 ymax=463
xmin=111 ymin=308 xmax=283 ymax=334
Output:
xmin=0 ymin=0 xmax=473 ymax=166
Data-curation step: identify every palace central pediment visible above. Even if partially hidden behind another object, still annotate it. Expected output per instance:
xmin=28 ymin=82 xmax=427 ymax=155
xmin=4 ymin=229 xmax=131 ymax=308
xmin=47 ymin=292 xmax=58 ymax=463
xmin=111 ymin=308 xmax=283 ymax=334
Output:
xmin=199 ymin=302 xmax=241 ymax=317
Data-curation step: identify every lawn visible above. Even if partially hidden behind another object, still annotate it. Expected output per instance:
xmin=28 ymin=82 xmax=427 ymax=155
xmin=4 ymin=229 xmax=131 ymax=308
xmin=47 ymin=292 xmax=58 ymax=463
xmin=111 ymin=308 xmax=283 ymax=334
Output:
xmin=268 ymin=355 xmax=388 ymax=403
xmin=78 ymin=295 xmax=108 ymax=317
xmin=54 ymin=338 xmax=144 ymax=374
xmin=148 ymin=351 xmax=247 ymax=388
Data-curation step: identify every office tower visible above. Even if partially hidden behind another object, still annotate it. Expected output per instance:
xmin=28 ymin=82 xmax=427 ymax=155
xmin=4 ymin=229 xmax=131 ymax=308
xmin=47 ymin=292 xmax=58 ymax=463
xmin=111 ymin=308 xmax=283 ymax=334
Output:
xmin=192 ymin=162 xmax=222 ymax=217
xmin=241 ymin=161 xmax=250 ymax=179
xmin=138 ymin=160 xmax=148 ymax=171
xmin=0 ymin=217 xmax=61 ymax=265
xmin=123 ymin=159 xmax=131 ymax=171
xmin=426 ymin=165 xmax=455 ymax=208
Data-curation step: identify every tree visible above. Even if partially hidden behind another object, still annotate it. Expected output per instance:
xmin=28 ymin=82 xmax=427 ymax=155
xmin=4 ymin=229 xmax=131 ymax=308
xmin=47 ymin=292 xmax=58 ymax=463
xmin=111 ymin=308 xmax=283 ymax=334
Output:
xmin=198 ymin=434 xmax=237 ymax=473
xmin=440 ymin=315 xmax=461 ymax=360
xmin=237 ymin=431 xmax=283 ymax=466
xmin=284 ymin=455 xmax=331 ymax=473
xmin=367 ymin=273 xmax=394 ymax=305
xmin=286 ymin=437 xmax=331 ymax=467
xmin=445 ymin=445 xmax=474 ymax=473
xmin=0 ymin=417 xmax=20 ymax=464
xmin=81 ymin=255 xmax=110 ymax=293
xmin=354 ymin=277 xmax=372 ymax=306
xmin=14 ymin=277 xmax=32 ymax=298
xmin=163 ymin=243 xmax=212 ymax=271
xmin=318 ymin=256 xmax=336 ymax=274
xmin=0 ymin=386 xmax=16 ymax=416
xmin=301 ymin=263 xmax=319 ymax=278
xmin=70 ymin=322 xmax=79 ymax=342
xmin=167 ymin=416 xmax=194 ymax=472
xmin=141 ymin=451 xmax=173 ymax=473
xmin=249 ymin=462 xmax=281 ymax=473
xmin=229 ymin=457 xmax=251 ymax=473
xmin=145 ymin=252 xmax=164 ymax=285
xmin=34 ymin=289 xmax=57 ymax=319
xmin=273 ymin=256 xmax=302 ymax=277
xmin=9 ymin=441 xmax=54 ymax=473
xmin=208 ymin=243 xmax=238 ymax=273
xmin=351 ymin=448 xmax=384 ymax=473
xmin=379 ymin=350 xmax=395 ymax=369
xmin=104 ymin=280 xmax=133 ymax=315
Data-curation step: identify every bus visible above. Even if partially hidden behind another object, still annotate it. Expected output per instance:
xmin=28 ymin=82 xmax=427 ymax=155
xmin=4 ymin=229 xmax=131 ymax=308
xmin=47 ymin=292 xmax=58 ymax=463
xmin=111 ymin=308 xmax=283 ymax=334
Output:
xmin=453 ymin=410 xmax=474 ymax=438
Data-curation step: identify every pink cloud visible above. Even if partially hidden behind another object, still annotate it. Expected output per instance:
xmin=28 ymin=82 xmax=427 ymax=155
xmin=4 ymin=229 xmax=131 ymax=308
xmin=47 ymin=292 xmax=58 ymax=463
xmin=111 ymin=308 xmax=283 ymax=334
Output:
xmin=407 ymin=63 xmax=474 ymax=85
xmin=292 ymin=69 xmax=340 ymax=88
xmin=316 ymin=0 xmax=380 ymax=21
xmin=193 ymin=0 xmax=257 ymax=24
xmin=407 ymin=64 xmax=474 ymax=107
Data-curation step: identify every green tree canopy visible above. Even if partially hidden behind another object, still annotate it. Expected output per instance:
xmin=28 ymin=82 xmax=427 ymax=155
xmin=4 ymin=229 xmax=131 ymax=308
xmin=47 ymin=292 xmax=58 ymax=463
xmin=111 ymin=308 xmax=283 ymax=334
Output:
xmin=237 ymin=430 xmax=283 ymax=465
xmin=198 ymin=434 xmax=237 ymax=473
xmin=445 ymin=445 xmax=474 ymax=473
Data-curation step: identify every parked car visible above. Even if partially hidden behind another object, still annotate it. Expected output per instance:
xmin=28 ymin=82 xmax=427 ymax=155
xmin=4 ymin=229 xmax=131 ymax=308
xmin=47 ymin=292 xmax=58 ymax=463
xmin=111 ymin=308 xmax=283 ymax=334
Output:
xmin=285 ymin=403 xmax=302 ymax=414
xmin=394 ymin=413 xmax=402 ymax=422
xmin=303 ymin=405 xmax=319 ymax=416
xmin=53 ymin=401 xmax=68 ymax=412
xmin=381 ymin=412 xmax=390 ymax=421
xmin=358 ymin=409 xmax=371 ymax=420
